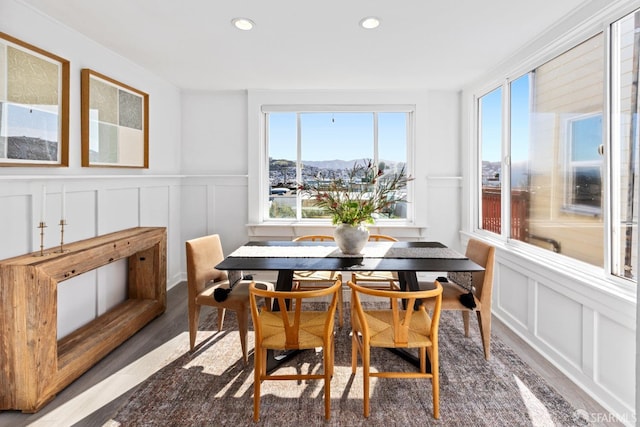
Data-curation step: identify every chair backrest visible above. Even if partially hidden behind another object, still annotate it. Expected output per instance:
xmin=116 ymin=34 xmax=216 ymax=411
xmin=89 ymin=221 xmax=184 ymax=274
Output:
xmin=293 ymin=235 xmax=334 ymax=242
xmin=465 ymin=238 xmax=496 ymax=308
xmin=368 ymin=234 xmax=398 ymax=242
xmin=250 ymin=279 xmax=341 ymax=348
xmin=185 ymin=234 xmax=228 ymax=296
xmin=348 ymin=281 xmax=443 ymax=346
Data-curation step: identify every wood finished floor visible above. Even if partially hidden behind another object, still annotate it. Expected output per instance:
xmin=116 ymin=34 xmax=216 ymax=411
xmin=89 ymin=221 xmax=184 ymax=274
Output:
xmin=0 ymin=281 xmax=621 ymax=427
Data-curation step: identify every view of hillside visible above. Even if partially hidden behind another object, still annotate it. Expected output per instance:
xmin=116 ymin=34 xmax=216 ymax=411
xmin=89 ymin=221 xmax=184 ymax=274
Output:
xmin=482 ymin=160 xmax=530 ymax=189
xmin=269 ymin=158 xmax=405 ymax=189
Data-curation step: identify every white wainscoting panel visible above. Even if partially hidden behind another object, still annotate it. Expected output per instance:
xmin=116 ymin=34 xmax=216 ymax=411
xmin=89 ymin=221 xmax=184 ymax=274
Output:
xmin=140 ymin=186 xmax=171 ymax=227
xmin=97 ymin=261 xmax=129 ymax=316
xmin=0 ymin=194 xmax=31 ymax=259
xmin=496 ymin=264 xmax=529 ymax=328
xmin=102 ymin=188 xmax=141 ymax=234
xmin=425 ymin=176 xmax=463 ymax=251
xmin=537 ymin=284 xmax=583 ymax=368
xmin=65 ymin=189 xmax=98 ymax=243
xmin=181 ymin=184 xmax=209 ymax=246
xmin=491 ymin=244 xmax=637 ymax=422
xmin=212 ymin=182 xmax=250 ymax=254
xmin=181 ymin=176 xmax=250 ymax=271
xmin=597 ymin=314 xmax=636 ymax=409
xmin=57 ymin=270 xmax=98 ymax=339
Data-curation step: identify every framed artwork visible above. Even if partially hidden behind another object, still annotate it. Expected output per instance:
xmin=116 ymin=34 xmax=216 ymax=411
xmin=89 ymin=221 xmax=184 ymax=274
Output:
xmin=0 ymin=32 xmax=70 ymax=167
xmin=81 ymin=69 xmax=149 ymax=168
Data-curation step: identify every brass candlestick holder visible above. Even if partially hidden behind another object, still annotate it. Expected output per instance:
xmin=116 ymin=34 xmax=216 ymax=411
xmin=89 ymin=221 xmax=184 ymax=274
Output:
xmin=57 ymin=219 xmax=68 ymax=253
xmin=36 ymin=221 xmax=47 ymax=257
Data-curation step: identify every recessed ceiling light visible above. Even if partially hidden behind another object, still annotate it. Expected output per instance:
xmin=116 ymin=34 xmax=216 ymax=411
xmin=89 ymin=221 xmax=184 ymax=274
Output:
xmin=359 ymin=17 xmax=380 ymax=29
xmin=232 ymin=18 xmax=255 ymax=31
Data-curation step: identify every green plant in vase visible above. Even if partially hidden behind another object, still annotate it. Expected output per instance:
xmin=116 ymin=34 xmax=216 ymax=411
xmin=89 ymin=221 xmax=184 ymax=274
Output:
xmin=300 ymin=159 xmax=412 ymax=254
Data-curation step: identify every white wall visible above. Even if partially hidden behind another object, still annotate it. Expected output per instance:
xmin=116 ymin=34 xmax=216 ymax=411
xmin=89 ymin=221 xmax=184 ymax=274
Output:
xmin=0 ymin=0 xmax=183 ymax=337
xmin=180 ymin=90 xmax=255 ymax=260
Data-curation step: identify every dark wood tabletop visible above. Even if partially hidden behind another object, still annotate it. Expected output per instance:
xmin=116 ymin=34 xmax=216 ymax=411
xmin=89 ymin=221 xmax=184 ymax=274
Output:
xmin=215 ymin=240 xmax=484 ymax=273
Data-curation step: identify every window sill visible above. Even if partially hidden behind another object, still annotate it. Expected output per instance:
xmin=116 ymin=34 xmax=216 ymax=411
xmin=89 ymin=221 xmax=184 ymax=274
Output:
xmin=246 ymin=222 xmax=429 ymax=240
xmin=463 ymin=230 xmax=637 ymax=305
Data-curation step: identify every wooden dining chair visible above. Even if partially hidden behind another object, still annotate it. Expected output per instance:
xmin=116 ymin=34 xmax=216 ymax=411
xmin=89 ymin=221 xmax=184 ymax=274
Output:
xmin=291 ymin=235 xmax=344 ymax=327
xmin=347 ymin=280 xmax=444 ymax=419
xmin=249 ymin=279 xmax=342 ymax=421
xmin=422 ymin=238 xmax=495 ymax=360
xmin=351 ymin=234 xmax=400 ymax=291
xmin=185 ymin=234 xmax=274 ymax=364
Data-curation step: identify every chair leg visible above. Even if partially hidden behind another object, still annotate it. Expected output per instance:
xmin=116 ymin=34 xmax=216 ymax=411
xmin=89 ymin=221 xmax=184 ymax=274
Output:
xmin=328 ymin=334 xmax=335 ymax=377
xmin=217 ymin=307 xmax=226 ymax=331
xmin=351 ymin=332 xmax=358 ymax=374
xmin=337 ymin=286 xmax=344 ymax=328
xmin=324 ymin=338 xmax=332 ymax=420
xmin=461 ymin=310 xmax=470 ymax=337
xmin=431 ymin=347 xmax=440 ymax=419
xmin=253 ymin=345 xmax=261 ymax=422
xmin=188 ymin=303 xmax=201 ymax=350
xmin=263 ymin=348 xmax=268 ymax=376
xmin=237 ymin=307 xmax=249 ymax=365
xmin=477 ymin=310 xmax=492 ymax=360
xmin=363 ymin=344 xmax=370 ymax=418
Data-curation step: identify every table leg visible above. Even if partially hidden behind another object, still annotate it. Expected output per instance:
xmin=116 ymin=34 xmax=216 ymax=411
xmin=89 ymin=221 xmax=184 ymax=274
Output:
xmin=266 ymin=269 xmax=301 ymax=372
xmin=392 ymin=270 xmax=429 ymax=371
xmin=397 ymin=271 xmax=422 ymax=310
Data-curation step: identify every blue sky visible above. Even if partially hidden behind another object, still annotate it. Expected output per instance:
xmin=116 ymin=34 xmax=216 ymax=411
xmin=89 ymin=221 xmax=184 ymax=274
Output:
xmin=268 ymin=112 xmax=407 ymax=163
xmin=481 ymin=74 xmax=530 ymax=163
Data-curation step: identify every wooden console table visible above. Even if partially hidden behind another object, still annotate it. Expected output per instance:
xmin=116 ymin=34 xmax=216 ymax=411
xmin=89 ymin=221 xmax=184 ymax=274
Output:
xmin=0 ymin=227 xmax=167 ymax=412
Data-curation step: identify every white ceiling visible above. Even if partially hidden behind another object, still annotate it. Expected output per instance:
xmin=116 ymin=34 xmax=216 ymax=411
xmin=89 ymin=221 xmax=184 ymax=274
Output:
xmin=21 ymin=0 xmax=588 ymax=91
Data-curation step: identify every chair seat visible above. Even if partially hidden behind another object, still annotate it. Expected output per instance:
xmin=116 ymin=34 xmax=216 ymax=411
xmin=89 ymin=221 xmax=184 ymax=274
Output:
xmin=258 ymin=310 xmax=328 ymax=349
xmin=361 ymin=309 xmax=433 ymax=348
xmin=439 ymin=281 xmax=482 ymax=311
xmin=196 ymin=280 xmax=273 ymax=309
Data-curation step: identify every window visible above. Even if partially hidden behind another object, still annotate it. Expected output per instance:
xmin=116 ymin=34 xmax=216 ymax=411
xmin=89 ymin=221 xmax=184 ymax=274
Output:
xmin=475 ymin=8 xmax=640 ymax=283
xmin=265 ymin=110 xmax=411 ymax=222
xmin=509 ymin=74 xmax=532 ymax=242
xmin=611 ymin=9 xmax=640 ymax=280
xmin=564 ymin=114 xmax=603 ymax=214
xmin=479 ymin=87 xmax=503 ymax=236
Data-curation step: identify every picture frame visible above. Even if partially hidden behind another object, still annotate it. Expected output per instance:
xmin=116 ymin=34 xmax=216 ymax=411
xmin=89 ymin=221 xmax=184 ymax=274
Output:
xmin=0 ymin=32 xmax=70 ymax=167
xmin=81 ymin=69 xmax=149 ymax=168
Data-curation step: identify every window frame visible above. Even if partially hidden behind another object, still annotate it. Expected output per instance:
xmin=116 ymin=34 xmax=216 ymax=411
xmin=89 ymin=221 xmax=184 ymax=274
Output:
xmin=466 ymin=4 xmax=640 ymax=292
xmin=562 ymin=113 xmax=604 ymax=216
xmin=260 ymin=104 xmax=416 ymax=225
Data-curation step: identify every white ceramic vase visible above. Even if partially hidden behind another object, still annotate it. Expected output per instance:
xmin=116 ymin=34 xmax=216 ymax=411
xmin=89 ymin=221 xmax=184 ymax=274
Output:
xmin=333 ymin=223 xmax=370 ymax=255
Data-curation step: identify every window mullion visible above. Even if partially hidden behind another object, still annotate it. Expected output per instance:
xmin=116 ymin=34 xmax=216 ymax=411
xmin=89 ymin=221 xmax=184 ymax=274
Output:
xmin=373 ymin=112 xmax=379 ymax=165
xmin=296 ymin=113 xmax=302 ymax=221
xmin=503 ymin=79 xmax=512 ymax=241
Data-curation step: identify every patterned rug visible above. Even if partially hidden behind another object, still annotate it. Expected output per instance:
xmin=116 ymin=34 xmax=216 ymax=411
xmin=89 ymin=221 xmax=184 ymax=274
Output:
xmin=105 ymin=301 xmax=586 ymax=426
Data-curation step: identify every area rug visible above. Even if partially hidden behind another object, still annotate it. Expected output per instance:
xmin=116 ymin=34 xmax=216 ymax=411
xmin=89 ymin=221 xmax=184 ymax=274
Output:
xmin=105 ymin=301 xmax=587 ymax=426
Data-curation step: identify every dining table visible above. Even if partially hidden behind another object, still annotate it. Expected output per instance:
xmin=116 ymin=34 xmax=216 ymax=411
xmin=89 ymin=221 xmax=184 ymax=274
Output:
xmin=215 ymin=239 xmax=484 ymax=370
